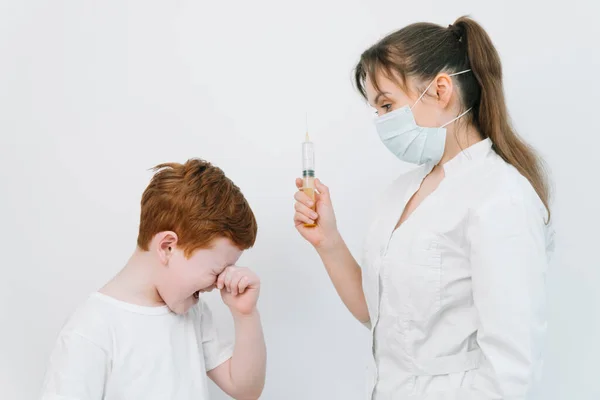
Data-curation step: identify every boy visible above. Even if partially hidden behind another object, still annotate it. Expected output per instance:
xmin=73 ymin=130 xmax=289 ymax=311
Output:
xmin=41 ymin=159 xmax=266 ymax=400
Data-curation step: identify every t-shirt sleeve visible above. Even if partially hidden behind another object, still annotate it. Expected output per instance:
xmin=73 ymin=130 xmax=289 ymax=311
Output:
xmin=40 ymin=331 xmax=110 ymax=400
xmin=198 ymin=301 xmax=234 ymax=372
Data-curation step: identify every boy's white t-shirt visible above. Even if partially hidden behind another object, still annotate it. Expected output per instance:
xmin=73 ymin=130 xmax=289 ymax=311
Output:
xmin=40 ymin=292 xmax=233 ymax=400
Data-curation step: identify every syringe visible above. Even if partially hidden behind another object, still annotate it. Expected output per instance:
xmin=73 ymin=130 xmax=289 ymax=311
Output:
xmin=302 ymin=130 xmax=316 ymax=227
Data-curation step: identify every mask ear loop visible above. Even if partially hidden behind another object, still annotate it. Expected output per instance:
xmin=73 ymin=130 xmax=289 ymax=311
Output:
xmin=410 ymin=79 xmax=436 ymax=111
xmin=410 ymin=69 xmax=472 ymax=111
xmin=441 ymin=107 xmax=472 ymax=128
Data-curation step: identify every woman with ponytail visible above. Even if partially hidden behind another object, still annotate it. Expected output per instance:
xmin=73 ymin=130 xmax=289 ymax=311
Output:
xmin=293 ymin=16 xmax=554 ymax=399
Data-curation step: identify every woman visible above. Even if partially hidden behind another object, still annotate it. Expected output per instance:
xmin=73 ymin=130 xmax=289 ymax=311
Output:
xmin=293 ymin=16 xmax=554 ymax=399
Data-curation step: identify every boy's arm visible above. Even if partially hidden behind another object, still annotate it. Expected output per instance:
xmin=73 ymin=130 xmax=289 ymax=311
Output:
xmin=207 ymin=310 xmax=266 ymax=400
xmin=204 ymin=266 xmax=266 ymax=400
xmin=40 ymin=332 xmax=108 ymax=400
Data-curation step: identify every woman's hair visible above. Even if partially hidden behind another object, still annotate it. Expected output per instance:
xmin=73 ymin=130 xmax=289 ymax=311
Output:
xmin=354 ymin=16 xmax=550 ymax=220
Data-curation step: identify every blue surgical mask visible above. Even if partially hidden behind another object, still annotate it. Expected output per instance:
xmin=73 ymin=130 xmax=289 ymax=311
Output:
xmin=374 ymin=69 xmax=472 ymax=165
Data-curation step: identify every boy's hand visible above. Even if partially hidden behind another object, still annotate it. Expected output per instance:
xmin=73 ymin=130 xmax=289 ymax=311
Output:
xmin=216 ymin=266 xmax=260 ymax=316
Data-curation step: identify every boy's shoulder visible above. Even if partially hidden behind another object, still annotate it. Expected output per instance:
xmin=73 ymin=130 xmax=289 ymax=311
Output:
xmin=188 ymin=298 xmax=230 ymax=345
xmin=187 ymin=298 xmax=217 ymax=333
xmin=58 ymin=293 xmax=119 ymax=352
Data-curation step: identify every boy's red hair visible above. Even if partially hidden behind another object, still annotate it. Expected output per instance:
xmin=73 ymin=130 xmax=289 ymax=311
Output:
xmin=137 ymin=159 xmax=257 ymax=256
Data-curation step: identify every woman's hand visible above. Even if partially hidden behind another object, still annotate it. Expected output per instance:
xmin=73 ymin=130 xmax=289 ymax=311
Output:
xmin=293 ymin=178 xmax=340 ymax=250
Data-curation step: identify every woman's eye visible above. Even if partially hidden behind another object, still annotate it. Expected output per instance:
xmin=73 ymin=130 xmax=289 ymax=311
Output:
xmin=375 ymin=104 xmax=392 ymax=115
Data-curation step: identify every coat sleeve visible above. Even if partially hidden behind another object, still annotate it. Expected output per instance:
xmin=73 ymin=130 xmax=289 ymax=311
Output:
xmin=468 ymin=194 xmax=550 ymax=399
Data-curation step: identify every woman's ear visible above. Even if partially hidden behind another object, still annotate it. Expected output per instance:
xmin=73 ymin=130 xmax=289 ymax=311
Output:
xmin=433 ymin=74 xmax=454 ymax=108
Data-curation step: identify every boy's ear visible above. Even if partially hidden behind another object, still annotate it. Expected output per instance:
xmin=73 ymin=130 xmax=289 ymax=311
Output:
xmin=156 ymin=231 xmax=178 ymax=265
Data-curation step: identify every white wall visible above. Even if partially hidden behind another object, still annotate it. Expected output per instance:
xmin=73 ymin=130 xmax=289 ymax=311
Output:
xmin=1 ymin=1 xmax=598 ymax=399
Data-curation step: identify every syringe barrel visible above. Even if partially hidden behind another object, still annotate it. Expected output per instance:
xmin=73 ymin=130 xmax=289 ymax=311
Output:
xmin=302 ymin=141 xmax=315 ymax=174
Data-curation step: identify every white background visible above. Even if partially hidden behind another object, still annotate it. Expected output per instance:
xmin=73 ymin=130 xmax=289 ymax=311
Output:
xmin=1 ymin=1 xmax=598 ymax=399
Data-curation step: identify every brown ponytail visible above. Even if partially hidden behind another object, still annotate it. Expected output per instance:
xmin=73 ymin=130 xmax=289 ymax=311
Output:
xmin=355 ymin=16 xmax=551 ymax=220
xmin=454 ymin=17 xmax=550 ymax=220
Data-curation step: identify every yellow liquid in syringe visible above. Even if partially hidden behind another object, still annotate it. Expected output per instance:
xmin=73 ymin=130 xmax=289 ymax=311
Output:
xmin=302 ymin=177 xmax=316 ymax=227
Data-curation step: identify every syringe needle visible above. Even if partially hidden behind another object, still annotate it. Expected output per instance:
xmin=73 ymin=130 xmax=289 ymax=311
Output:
xmin=305 ymin=112 xmax=310 ymax=142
